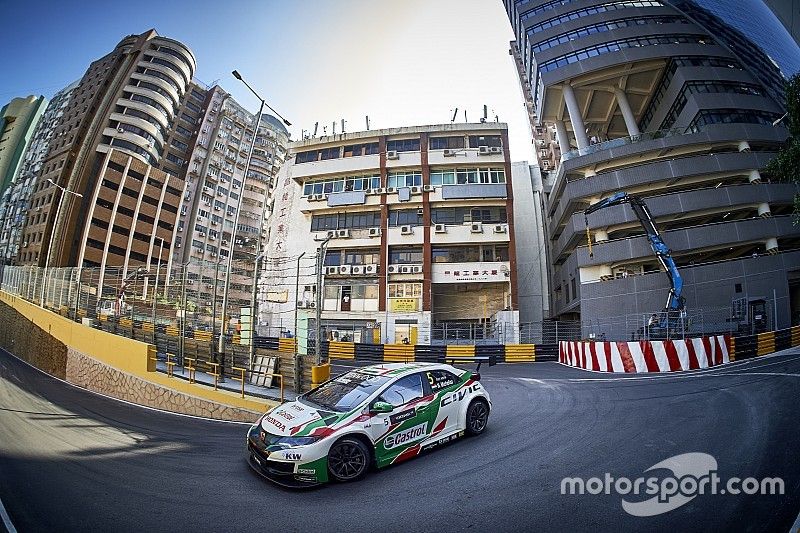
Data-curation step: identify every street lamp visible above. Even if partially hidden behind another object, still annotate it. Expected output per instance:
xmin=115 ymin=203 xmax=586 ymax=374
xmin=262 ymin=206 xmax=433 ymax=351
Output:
xmin=772 ymin=112 xmax=789 ymax=127
xmin=219 ymin=69 xmax=291 ymax=376
xmin=41 ymin=178 xmax=83 ymax=307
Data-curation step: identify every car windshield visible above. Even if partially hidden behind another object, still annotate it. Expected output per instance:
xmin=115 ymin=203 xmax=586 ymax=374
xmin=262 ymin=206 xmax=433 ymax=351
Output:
xmin=301 ymin=371 xmax=391 ymax=413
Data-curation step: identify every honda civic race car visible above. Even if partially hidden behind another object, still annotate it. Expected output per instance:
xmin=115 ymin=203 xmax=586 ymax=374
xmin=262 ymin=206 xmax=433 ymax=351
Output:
xmin=246 ymin=362 xmax=491 ymax=486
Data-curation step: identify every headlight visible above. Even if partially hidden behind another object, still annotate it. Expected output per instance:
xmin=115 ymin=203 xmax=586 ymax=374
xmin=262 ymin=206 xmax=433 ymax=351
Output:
xmin=273 ymin=435 xmax=321 ymax=447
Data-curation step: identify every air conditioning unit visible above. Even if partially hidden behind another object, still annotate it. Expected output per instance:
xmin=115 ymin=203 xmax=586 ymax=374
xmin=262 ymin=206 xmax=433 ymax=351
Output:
xmin=214 ymin=206 xmax=220 ymax=211
xmin=386 ymin=150 xmax=399 ymax=160
xmin=386 ymin=187 xmax=396 ymax=194
xmin=297 ymin=300 xmax=306 ymax=308
xmin=210 ymin=253 xmax=217 ymax=258
xmin=211 ymin=220 xmax=218 ymax=226
xmin=364 ymin=264 xmax=378 ymax=275
xmin=308 ymin=301 xmax=316 ymax=308
xmin=410 ymin=186 xmax=421 ymax=194
xmin=368 ymin=227 xmax=381 ymax=237
xmin=351 ymin=265 xmax=364 ymax=275
xmin=204 ymin=201 xmax=212 ymax=206
xmin=470 ymin=223 xmax=483 ymax=233
xmin=217 ymin=191 xmax=224 ymax=197
xmin=187 ymin=279 xmax=194 ymax=285
xmin=205 ymin=283 xmax=213 ymax=288
xmin=326 ymin=230 xmax=337 ymax=239
xmin=199 ymin=232 xmax=206 ymax=237
xmin=434 ymin=223 xmax=446 ymax=233
xmin=422 ymin=185 xmax=434 ymax=192
xmin=387 ymin=265 xmax=399 ymax=274
xmin=478 ymin=145 xmax=490 ymax=155
xmin=222 ymin=240 xmax=228 ymax=245
xmin=489 ymin=146 xmax=502 ymax=154
xmin=176 ymin=243 xmax=181 ymax=248
xmin=337 ymin=229 xmax=350 ymax=238
xmin=542 ymin=161 xmax=550 ymax=170
xmin=375 ymin=187 xmax=387 ymax=194
xmin=400 ymin=225 xmax=413 ymax=235
xmin=326 ymin=266 xmax=338 ymax=275
xmin=209 ymin=234 xmax=216 ymax=240
xmin=399 ymin=265 xmax=412 ymax=274
xmin=339 ymin=265 xmax=351 ymax=275
xmin=493 ymin=224 xmax=507 ymax=234
xmin=443 ymin=149 xmax=457 ymax=157
xmin=412 ymin=265 xmax=423 ymax=274
xmin=117 ymin=127 xmax=125 ymax=133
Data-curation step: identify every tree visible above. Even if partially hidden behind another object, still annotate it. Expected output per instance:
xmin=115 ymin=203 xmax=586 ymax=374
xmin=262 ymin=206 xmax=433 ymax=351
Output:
xmin=766 ymin=74 xmax=800 ymax=220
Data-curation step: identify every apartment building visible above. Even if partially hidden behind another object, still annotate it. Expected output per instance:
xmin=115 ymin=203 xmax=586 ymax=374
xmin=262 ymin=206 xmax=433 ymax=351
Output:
xmin=173 ymin=85 xmax=289 ymax=321
xmin=0 ymin=95 xmax=47 ymax=195
xmin=504 ymin=0 xmax=800 ymax=333
xmin=261 ymin=123 xmax=519 ymax=345
xmin=0 ymin=83 xmax=77 ymax=264
xmin=17 ymin=29 xmax=195 ymax=275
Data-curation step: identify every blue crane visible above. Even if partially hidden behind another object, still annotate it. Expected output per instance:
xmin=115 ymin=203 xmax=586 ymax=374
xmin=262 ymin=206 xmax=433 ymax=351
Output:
xmin=584 ymin=192 xmax=685 ymax=322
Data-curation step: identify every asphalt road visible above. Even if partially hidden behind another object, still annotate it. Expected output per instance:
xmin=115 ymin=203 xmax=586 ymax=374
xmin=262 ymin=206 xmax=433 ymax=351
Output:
xmin=2 ymin=348 xmax=800 ymax=532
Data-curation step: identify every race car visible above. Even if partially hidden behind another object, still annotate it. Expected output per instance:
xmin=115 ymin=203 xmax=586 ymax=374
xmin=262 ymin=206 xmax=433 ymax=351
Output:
xmin=246 ymin=362 xmax=491 ymax=486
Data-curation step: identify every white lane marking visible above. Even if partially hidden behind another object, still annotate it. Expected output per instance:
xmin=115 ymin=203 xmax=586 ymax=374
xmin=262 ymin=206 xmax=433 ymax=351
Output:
xmin=0 ymin=493 xmax=17 ymax=533
xmin=716 ymin=372 xmax=800 ymax=378
xmin=0 ymin=349 xmax=256 ymax=426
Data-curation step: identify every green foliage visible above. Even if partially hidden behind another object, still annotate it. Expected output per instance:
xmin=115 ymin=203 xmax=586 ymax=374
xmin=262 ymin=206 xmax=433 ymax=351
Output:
xmin=765 ymin=74 xmax=800 ymax=221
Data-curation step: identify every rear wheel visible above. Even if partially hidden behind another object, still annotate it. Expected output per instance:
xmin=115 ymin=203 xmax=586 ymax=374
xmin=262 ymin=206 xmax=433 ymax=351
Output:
xmin=327 ymin=437 xmax=371 ymax=482
xmin=465 ymin=399 xmax=489 ymax=435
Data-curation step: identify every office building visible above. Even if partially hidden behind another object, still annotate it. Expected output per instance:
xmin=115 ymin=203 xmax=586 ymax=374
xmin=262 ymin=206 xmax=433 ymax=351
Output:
xmin=504 ymin=0 xmax=800 ymax=333
xmin=260 ymin=123 xmax=519 ymax=345
xmin=0 ymin=95 xmax=47 ymax=195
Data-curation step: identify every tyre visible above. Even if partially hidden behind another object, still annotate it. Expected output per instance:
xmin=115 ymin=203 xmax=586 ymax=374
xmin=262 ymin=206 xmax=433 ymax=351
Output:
xmin=465 ymin=399 xmax=490 ymax=436
xmin=327 ymin=437 xmax=371 ymax=482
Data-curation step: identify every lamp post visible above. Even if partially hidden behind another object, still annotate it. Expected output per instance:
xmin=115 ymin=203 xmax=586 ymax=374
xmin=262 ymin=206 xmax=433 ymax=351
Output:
xmin=151 ymin=237 xmax=164 ymax=343
xmin=220 ymin=69 xmax=291 ymax=378
xmin=41 ymin=178 xmax=83 ymax=307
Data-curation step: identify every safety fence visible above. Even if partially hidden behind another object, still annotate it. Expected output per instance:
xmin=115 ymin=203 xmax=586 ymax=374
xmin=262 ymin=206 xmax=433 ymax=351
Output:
xmin=316 ymin=340 xmax=559 ymax=364
xmin=559 ymin=325 xmax=800 ymax=373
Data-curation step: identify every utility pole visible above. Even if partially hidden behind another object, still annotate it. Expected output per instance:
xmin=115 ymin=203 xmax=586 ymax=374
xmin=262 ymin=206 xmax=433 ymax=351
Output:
xmin=294 ymin=251 xmax=306 ymax=392
xmin=248 ymin=252 xmax=265 ymax=370
xmin=315 ymin=236 xmax=332 ymax=365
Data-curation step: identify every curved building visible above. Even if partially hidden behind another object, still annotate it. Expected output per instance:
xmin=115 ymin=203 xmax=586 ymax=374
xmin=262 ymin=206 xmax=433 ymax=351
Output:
xmin=18 ymin=30 xmax=194 ymax=275
xmin=504 ymin=0 xmax=800 ymax=334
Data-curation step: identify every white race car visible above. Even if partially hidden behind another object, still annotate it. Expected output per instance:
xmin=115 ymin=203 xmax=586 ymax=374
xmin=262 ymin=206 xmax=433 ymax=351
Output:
xmin=247 ymin=362 xmax=491 ymax=486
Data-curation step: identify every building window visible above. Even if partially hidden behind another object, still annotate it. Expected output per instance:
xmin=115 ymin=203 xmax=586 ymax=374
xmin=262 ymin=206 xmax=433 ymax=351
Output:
xmin=386 ymin=138 xmax=420 ymax=152
xmin=302 ymin=175 xmax=381 ymax=196
xmin=389 ymin=247 xmax=423 ymax=264
xmin=429 ymin=136 xmax=465 ymax=150
xmin=343 ymin=143 xmax=379 ymax=157
xmin=387 ymin=170 xmax=422 ymax=188
xmin=388 ymin=283 xmax=422 ymax=298
xmin=389 ymin=209 xmax=423 ymax=227
xmin=311 ymin=211 xmax=382 ymax=231
xmin=468 ymin=135 xmax=502 ymax=148
xmin=686 ymin=109 xmax=781 ymax=133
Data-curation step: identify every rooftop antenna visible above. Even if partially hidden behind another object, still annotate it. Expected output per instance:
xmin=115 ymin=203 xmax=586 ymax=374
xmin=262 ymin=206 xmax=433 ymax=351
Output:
xmin=492 ymin=108 xmax=499 ymax=122
xmin=341 ymin=119 xmax=346 ymax=134
xmin=332 ymin=121 xmax=337 ymax=135
xmin=464 ymin=109 xmax=468 ymax=123
xmin=451 ymin=108 xmax=458 ymax=123
xmin=313 ymin=122 xmax=319 ymax=137
xmin=322 ymin=125 xmax=328 ymax=136
xmin=366 ymin=115 xmax=370 ymax=130
xmin=481 ymin=104 xmax=487 ymax=123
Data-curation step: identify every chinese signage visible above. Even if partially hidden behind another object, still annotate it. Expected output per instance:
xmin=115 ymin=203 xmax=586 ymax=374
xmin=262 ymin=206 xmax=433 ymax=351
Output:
xmin=390 ymin=298 xmax=419 ymax=312
xmin=431 ymin=263 xmax=510 ymax=283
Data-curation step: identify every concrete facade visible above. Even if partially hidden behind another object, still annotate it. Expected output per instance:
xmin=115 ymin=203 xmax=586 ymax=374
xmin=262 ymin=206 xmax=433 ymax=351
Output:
xmin=504 ymin=0 xmax=800 ymax=335
xmin=260 ymin=123 xmax=519 ymax=345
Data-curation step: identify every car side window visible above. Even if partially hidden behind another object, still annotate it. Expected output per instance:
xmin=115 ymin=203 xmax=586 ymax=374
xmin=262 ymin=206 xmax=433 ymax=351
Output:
xmin=426 ymin=370 xmax=458 ymax=392
xmin=379 ymin=374 xmax=424 ymax=408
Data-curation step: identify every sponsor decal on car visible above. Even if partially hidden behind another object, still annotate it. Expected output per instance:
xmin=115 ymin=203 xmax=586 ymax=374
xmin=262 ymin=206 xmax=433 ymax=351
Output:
xmin=284 ymin=452 xmax=302 ymax=461
xmin=384 ymin=422 xmax=428 ymax=450
xmin=275 ymin=409 xmax=296 ymax=421
xmin=389 ymin=409 xmax=416 ymax=425
xmin=265 ymin=415 xmax=287 ymax=432
xmin=420 ymin=430 xmax=464 ymax=452
xmin=440 ymin=383 xmax=481 ymax=407
xmin=297 ymin=468 xmax=315 ymax=475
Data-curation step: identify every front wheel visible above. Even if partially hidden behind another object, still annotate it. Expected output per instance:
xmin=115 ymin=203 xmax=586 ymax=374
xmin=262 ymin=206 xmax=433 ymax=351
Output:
xmin=465 ymin=399 xmax=489 ymax=436
xmin=327 ymin=437 xmax=371 ymax=482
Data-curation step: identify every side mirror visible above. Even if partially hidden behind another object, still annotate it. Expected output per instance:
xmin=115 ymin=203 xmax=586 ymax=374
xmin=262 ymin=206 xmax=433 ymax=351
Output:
xmin=370 ymin=401 xmax=393 ymax=414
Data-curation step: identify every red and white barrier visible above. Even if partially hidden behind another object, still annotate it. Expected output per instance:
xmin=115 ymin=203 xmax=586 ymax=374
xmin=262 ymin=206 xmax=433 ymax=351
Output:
xmin=559 ymin=335 xmax=731 ymax=373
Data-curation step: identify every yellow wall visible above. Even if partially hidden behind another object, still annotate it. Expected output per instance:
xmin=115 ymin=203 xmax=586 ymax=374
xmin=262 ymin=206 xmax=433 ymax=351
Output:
xmin=0 ymin=291 xmax=276 ymax=413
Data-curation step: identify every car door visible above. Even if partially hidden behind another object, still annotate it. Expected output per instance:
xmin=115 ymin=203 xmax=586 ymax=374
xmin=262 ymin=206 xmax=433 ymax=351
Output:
xmin=368 ymin=373 xmax=434 ymax=466
xmin=422 ymin=368 xmax=462 ymax=437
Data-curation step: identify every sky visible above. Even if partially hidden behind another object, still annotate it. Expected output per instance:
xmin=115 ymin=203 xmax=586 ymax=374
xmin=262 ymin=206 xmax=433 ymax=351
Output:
xmin=0 ymin=0 xmax=534 ymax=161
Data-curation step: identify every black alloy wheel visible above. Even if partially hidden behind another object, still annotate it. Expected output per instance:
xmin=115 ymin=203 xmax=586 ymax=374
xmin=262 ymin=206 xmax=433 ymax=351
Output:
xmin=327 ymin=437 xmax=370 ymax=482
xmin=466 ymin=399 xmax=489 ymax=435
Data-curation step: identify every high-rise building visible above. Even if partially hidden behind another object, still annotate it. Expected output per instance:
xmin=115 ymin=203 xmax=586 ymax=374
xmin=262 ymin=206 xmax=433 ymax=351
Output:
xmin=260 ymin=123 xmax=520 ymax=345
xmin=172 ymin=85 xmax=289 ymax=323
xmin=504 ymin=0 xmax=800 ymax=333
xmin=0 ymin=95 xmax=48 ymax=195
xmin=17 ymin=29 xmax=195 ymax=275
xmin=0 ymin=83 xmax=77 ymax=264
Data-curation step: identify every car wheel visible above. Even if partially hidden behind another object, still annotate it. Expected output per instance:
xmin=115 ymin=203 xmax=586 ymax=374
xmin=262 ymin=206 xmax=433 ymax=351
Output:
xmin=327 ymin=437 xmax=371 ymax=482
xmin=465 ymin=399 xmax=489 ymax=436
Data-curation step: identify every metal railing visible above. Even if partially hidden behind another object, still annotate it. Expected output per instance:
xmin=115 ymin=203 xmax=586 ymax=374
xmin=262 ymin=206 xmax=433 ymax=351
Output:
xmin=561 ymin=128 xmax=686 ymax=161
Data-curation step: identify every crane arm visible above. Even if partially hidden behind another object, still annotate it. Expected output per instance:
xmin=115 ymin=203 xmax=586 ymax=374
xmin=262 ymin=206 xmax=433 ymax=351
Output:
xmin=584 ymin=192 xmax=685 ymax=313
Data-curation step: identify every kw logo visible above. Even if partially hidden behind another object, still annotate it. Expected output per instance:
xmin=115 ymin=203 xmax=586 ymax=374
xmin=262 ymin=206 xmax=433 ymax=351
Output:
xmin=284 ymin=452 xmax=302 ymax=461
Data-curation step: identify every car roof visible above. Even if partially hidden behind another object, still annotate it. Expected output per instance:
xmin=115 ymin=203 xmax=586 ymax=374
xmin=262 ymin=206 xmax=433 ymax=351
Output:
xmin=354 ymin=362 xmax=452 ymax=378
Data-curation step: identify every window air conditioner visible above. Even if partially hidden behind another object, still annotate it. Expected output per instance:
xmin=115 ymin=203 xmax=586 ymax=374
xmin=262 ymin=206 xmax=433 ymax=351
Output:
xmin=387 ymin=265 xmax=399 ymax=274
xmin=470 ymin=223 xmax=483 ymax=233
xmin=478 ymin=146 xmax=490 ymax=155
xmin=493 ymin=224 xmax=507 ymax=234
xmin=368 ymin=227 xmax=381 ymax=237
xmin=434 ymin=223 xmax=446 ymax=233
xmin=386 ymin=150 xmax=399 ymax=160
xmin=400 ymin=225 xmax=413 ymax=235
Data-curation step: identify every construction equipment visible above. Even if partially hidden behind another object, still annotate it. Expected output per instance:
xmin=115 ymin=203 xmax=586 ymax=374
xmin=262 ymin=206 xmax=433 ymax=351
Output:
xmin=584 ymin=192 xmax=685 ymax=328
